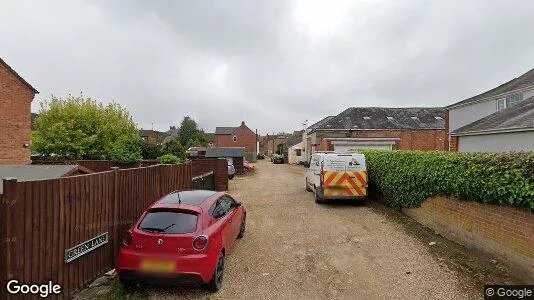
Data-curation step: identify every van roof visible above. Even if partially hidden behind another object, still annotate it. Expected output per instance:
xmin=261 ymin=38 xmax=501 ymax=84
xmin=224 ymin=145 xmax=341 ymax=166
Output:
xmin=313 ymin=152 xmax=364 ymax=156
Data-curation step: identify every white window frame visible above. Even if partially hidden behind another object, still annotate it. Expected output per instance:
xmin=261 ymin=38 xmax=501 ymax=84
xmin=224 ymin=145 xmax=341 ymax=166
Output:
xmin=496 ymin=98 xmax=506 ymax=111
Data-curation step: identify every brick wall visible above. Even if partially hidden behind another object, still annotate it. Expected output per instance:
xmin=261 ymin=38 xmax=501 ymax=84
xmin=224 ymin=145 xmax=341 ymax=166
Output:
xmin=403 ymin=197 xmax=534 ymax=279
xmin=191 ymin=158 xmax=228 ymax=191
xmin=0 ymin=62 xmax=36 ymax=165
xmin=215 ymin=122 xmax=257 ymax=160
xmin=450 ymin=136 xmax=459 ymax=152
xmin=315 ymin=129 xmax=448 ymax=151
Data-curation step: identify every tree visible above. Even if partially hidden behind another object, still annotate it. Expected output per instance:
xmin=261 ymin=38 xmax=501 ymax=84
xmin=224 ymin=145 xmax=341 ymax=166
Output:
xmin=139 ymin=141 xmax=165 ymax=159
xmin=179 ymin=116 xmax=199 ymax=146
xmin=163 ymin=138 xmax=186 ymax=160
xmin=32 ymin=95 xmax=141 ymax=163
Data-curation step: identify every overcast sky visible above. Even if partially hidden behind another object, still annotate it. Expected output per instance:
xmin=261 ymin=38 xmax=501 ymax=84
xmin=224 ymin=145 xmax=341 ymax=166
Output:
xmin=2 ymin=0 xmax=534 ymax=134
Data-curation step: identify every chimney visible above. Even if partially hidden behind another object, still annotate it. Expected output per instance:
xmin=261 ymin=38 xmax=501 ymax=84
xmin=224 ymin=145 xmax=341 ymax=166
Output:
xmin=241 ymin=121 xmax=245 ymax=126
xmin=170 ymin=125 xmax=176 ymax=130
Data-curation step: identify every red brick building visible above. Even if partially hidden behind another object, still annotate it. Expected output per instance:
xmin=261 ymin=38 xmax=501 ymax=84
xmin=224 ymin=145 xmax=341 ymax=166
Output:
xmin=215 ymin=121 xmax=257 ymax=162
xmin=306 ymin=107 xmax=447 ymax=154
xmin=259 ymin=135 xmax=289 ymax=156
xmin=0 ymin=58 xmax=38 ymax=165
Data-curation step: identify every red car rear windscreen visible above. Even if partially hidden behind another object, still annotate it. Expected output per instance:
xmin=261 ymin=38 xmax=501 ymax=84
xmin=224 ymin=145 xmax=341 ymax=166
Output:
xmin=138 ymin=210 xmax=197 ymax=234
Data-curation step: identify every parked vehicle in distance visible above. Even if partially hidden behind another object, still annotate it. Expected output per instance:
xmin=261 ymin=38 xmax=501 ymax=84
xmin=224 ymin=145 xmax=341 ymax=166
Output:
xmin=243 ymin=161 xmax=255 ymax=172
xmin=117 ymin=190 xmax=246 ymax=292
xmin=257 ymin=153 xmax=265 ymax=160
xmin=305 ymin=152 xmax=367 ymax=204
xmin=272 ymin=154 xmax=284 ymax=164
xmin=228 ymin=161 xmax=235 ymax=180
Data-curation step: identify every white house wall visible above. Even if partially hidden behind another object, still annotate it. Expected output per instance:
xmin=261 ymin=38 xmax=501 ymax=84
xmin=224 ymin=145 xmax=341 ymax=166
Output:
xmin=449 ymin=100 xmax=496 ymax=132
xmin=458 ymin=131 xmax=534 ymax=152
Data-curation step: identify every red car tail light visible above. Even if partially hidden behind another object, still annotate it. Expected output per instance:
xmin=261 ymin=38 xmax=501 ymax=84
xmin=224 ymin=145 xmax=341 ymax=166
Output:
xmin=192 ymin=235 xmax=208 ymax=251
xmin=122 ymin=231 xmax=133 ymax=248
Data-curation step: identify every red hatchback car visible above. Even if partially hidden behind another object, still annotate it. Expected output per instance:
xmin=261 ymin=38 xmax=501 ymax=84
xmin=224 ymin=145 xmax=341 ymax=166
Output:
xmin=117 ymin=190 xmax=246 ymax=292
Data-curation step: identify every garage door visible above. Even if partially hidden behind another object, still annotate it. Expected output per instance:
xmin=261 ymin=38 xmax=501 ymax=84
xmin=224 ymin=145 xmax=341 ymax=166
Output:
xmin=334 ymin=144 xmax=392 ymax=153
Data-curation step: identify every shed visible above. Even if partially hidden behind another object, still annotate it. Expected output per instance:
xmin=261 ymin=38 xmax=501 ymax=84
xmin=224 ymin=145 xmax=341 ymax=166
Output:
xmin=205 ymin=147 xmax=245 ymax=174
xmin=0 ymin=165 xmax=93 ymax=194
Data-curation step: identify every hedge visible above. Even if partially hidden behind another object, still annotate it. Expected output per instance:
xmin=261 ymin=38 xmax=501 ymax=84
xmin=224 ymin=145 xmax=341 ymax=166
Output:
xmin=362 ymin=150 xmax=534 ymax=212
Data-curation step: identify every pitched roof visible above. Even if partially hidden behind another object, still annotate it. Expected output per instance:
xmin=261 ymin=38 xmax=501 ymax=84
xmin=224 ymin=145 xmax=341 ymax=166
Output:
xmin=0 ymin=165 xmax=90 ymax=194
xmin=205 ymin=147 xmax=245 ymax=158
xmin=314 ymin=107 xmax=445 ymax=131
xmin=163 ymin=127 xmax=180 ymax=144
xmin=0 ymin=57 xmax=39 ymax=93
xmin=448 ymin=68 xmax=534 ymax=109
xmin=284 ymin=130 xmax=304 ymax=149
xmin=452 ymin=97 xmax=534 ymax=136
xmin=215 ymin=127 xmax=237 ymax=135
xmin=307 ymin=116 xmax=335 ymax=132
xmin=204 ymin=132 xmax=215 ymax=142
xmin=138 ymin=129 xmax=169 ymax=144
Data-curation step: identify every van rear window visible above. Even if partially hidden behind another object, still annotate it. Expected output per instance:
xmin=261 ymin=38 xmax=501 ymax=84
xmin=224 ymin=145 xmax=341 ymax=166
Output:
xmin=138 ymin=210 xmax=197 ymax=234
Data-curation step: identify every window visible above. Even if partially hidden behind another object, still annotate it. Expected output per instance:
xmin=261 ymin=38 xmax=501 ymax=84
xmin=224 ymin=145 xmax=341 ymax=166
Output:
xmin=233 ymin=136 xmax=237 ymax=142
xmin=295 ymin=149 xmax=302 ymax=156
xmin=506 ymin=93 xmax=523 ymax=108
xmin=138 ymin=210 xmax=197 ymax=233
xmin=496 ymin=98 xmax=506 ymax=111
xmin=209 ymin=196 xmax=236 ymax=218
xmin=497 ymin=93 xmax=524 ymax=111
xmin=141 ymin=136 xmax=148 ymax=141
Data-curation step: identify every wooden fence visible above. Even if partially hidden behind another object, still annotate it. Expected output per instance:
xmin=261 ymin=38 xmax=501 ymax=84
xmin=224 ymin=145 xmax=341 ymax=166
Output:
xmin=32 ymin=159 xmax=159 ymax=173
xmin=0 ymin=162 xmax=192 ymax=299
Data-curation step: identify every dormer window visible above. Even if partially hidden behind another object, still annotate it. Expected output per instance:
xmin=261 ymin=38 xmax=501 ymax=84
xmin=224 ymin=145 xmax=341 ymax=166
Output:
xmin=497 ymin=92 xmax=524 ymax=111
xmin=233 ymin=136 xmax=237 ymax=142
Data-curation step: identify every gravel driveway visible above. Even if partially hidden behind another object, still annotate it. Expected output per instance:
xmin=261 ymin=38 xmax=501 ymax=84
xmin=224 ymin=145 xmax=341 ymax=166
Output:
xmin=149 ymin=160 xmax=522 ymax=300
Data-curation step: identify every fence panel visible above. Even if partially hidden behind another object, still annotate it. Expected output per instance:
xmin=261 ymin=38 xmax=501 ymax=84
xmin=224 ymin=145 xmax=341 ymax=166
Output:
xmin=0 ymin=161 xmax=195 ymax=299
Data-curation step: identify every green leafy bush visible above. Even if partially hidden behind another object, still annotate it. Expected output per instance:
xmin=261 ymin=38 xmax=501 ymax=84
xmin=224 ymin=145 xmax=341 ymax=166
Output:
xmin=363 ymin=150 xmax=534 ymax=212
xmin=158 ymin=154 xmax=181 ymax=164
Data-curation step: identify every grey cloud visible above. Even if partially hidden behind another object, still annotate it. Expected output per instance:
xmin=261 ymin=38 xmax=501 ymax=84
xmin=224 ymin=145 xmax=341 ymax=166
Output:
xmin=2 ymin=0 xmax=534 ymax=134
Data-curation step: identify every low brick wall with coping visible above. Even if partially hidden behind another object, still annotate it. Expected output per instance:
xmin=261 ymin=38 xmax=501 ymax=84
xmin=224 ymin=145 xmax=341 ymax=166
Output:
xmin=403 ymin=197 xmax=534 ymax=279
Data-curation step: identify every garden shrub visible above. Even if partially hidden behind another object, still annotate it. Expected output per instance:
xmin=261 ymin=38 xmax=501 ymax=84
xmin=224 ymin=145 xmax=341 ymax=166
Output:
xmin=362 ymin=150 xmax=534 ymax=212
xmin=157 ymin=154 xmax=181 ymax=164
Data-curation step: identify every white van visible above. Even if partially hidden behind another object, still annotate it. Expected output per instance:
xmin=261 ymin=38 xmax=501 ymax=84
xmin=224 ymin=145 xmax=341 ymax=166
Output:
xmin=305 ymin=152 xmax=367 ymax=203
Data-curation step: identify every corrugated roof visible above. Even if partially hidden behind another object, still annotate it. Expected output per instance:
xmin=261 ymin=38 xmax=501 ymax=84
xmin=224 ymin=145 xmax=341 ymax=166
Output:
xmin=448 ymin=68 xmax=534 ymax=109
xmin=215 ymin=127 xmax=237 ymax=135
xmin=315 ymin=107 xmax=445 ymax=130
xmin=205 ymin=147 xmax=245 ymax=158
xmin=0 ymin=165 xmax=80 ymax=194
xmin=452 ymin=97 xmax=534 ymax=136
xmin=0 ymin=57 xmax=39 ymax=93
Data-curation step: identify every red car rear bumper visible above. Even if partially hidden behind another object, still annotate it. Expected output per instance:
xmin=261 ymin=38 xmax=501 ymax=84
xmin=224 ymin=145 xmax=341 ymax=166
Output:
xmin=117 ymin=248 xmax=217 ymax=284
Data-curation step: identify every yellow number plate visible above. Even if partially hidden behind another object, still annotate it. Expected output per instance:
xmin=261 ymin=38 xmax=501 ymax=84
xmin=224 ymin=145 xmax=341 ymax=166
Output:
xmin=139 ymin=260 xmax=175 ymax=273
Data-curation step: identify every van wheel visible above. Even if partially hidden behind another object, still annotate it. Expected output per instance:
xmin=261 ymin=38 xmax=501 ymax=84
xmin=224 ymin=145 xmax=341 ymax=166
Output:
xmin=305 ymin=179 xmax=312 ymax=192
xmin=314 ymin=186 xmax=324 ymax=204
